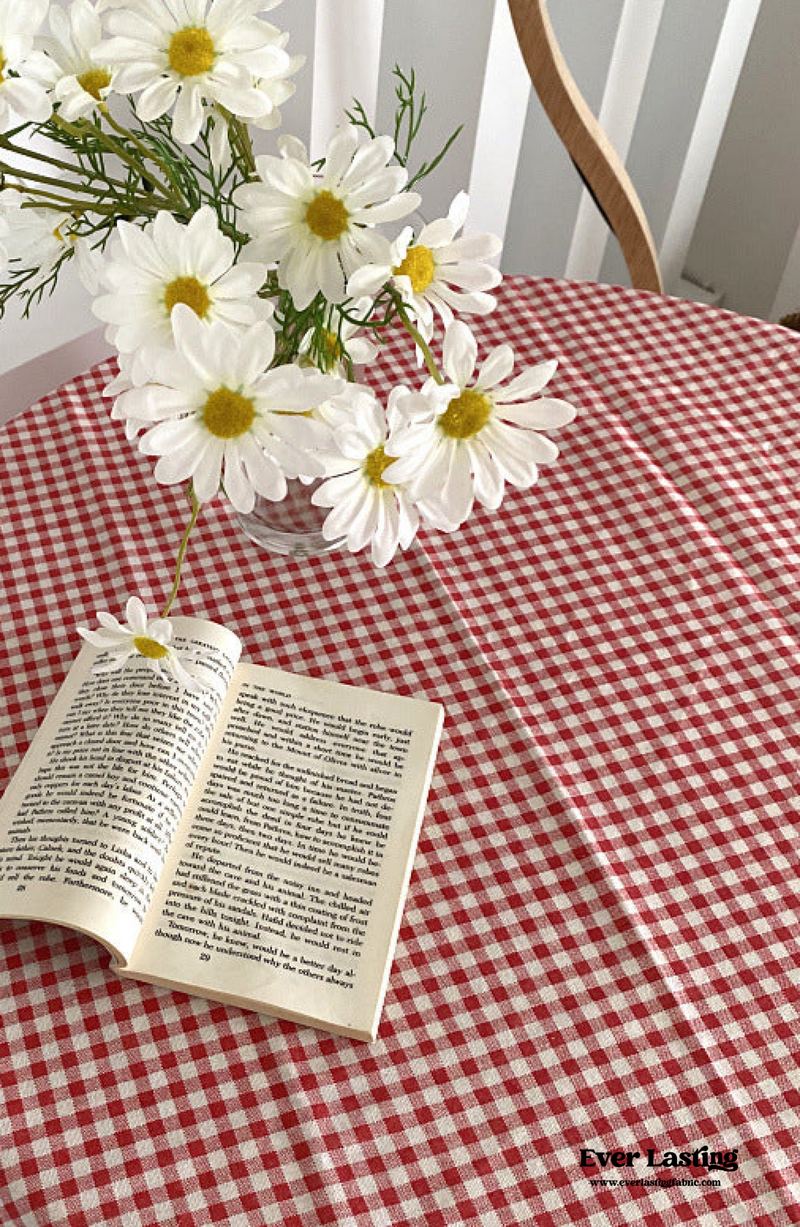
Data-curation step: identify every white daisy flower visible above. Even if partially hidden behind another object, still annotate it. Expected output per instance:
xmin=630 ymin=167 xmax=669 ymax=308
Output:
xmin=116 ymin=305 xmax=343 ymax=513
xmin=25 ymin=0 xmax=114 ymax=121
xmin=299 ymin=299 xmax=378 ymax=374
xmin=1 ymin=189 xmax=104 ymax=289
xmin=96 ymin=0 xmax=291 ymax=145
xmin=249 ymin=43 xmax=303 ymax=131
xmin=104 ymin=353 xmax=151 ymax=440
xmin=92 ymin=206 xmax=270 ymax=374
xmin=0 ymin=0 xmax=52 ymax=131
xmin=235 ymin=127 xmax=421 ymax=310
xmin=348 ymin=192 xmax=502 ymax=341
xmin=311 ymin=387 xmax=420 ymax=568
xmin=0 ymin=190 xmax=79 ymax=276
xmin=386 ymin=320 xmax=577 ymax=527
xmin=77 ymin=596 xmax=220 ymax=694
xmin=207 ymin=39 xmax=303 ymax=171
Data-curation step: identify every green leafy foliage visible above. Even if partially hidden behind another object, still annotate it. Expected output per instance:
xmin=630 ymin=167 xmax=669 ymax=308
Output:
xmin=346 ymin=65 xmax=463 ymax=191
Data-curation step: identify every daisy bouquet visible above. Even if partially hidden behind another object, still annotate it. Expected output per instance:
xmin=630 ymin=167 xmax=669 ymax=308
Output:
xmin=0 ymin=0 xmax=576 ymax=691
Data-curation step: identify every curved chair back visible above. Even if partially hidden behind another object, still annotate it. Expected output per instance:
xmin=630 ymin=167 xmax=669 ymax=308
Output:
xmin=508 ymin=0 xmax=663 ymax=293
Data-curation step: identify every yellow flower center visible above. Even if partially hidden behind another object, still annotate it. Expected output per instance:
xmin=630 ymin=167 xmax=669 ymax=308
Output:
xmin=362 ymin=444 xmax=396 ymax=488
xmin=439 ymin=389 xmax=492 ymax=440
xmin=168 ymin=27 xmax=215 ymax=77
xmin=0 ymin=51 xmax=5 ymax=85
xmin=393 ymin=244 xmax=435 ymax=293
xmin=77 ymin=68 xmax=111 ymax=100
xmin=202 ymin=387 xmax=255 ymax=439
xmin=133 ymin=636 xmax=170 ymax=660
xmin=305 ymin=190 xmax=349 ymax=241
xmin=164 ymin=275 xmax=211 ymax=319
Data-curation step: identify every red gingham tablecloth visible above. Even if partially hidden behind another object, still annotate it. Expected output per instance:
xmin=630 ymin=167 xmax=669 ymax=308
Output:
xmin=1 ymin=276 xmax=799 ymax=1226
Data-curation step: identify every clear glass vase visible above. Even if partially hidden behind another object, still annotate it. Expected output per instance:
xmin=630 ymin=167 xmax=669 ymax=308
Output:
xmin=235 ymin=478 xmax=345 ymax=558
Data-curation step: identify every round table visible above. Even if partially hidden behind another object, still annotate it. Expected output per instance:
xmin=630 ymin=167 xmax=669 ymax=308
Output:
xmin=2 ymin=276 xmax=799 ymax=1226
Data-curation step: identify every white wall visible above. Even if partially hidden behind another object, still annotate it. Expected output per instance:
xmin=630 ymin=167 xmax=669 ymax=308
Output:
xmin=0 ymin=263 xmax=97 ymax=375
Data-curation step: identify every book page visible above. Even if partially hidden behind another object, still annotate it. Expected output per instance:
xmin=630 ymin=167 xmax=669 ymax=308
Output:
xmin=124 ymin=664 xmax=443 ymax=1039
xmin=0 ymin=619 xmax=241 ymax=963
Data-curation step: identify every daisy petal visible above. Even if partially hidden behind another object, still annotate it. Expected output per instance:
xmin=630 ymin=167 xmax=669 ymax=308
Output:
xmin=443 ymin=321 xmax=477 ymax=389
xmin=476 ymin=345 xmax=514 ymax=391
xmin=125 ymin=596 xmax=148 ymax=635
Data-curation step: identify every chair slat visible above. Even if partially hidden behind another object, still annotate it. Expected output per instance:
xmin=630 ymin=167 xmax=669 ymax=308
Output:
xmin=310 ymin=0 xmax=385 ymax=158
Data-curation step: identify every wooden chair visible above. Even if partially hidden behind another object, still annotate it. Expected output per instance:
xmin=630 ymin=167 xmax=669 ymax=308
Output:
xmin=508 ymin=0 xmax=663 ymax=294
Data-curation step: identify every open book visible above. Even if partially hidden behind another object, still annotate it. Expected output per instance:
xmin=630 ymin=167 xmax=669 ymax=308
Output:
xmin=0 ymin=619 xmax=443 ymax=1041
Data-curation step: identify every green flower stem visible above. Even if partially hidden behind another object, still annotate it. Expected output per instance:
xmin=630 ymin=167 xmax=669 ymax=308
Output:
xmin=2 ymin=139 xmax=84 ymax=177
xmin=0 ymin=132 xmax=133 ymax=192
xmin=48 ymin=113 xmax=88 ymax=139
xmin=65 ymin=115 xmax=182 ymax=210
xmin=0 ymin=131 xmax=130 ymax=195
xmin=0 ymin=157 xmax=135 ymax=202
xmin=13 ymin=185 xmax=159 ymax=217
xmin=230 ymin=115 xmax=257 ymax=177
xmin=162 ymin=488 xmax=202 ymax=618
xmin=98 ymin=105 xmax=187 ymax=203
xmin=395 ymin=298 xmax=444 ymax=384
xmin=0 ymin=160 xmax=88 ymax=195
xmin=11 ymin=184 xmax=106 ymax=210
xmin=11 ymin=124 xmax=177 ymax=213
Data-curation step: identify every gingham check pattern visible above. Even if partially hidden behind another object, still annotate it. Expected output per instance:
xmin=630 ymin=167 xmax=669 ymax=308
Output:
xmin=1 ymin=277 xmax=799 ymax=1226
